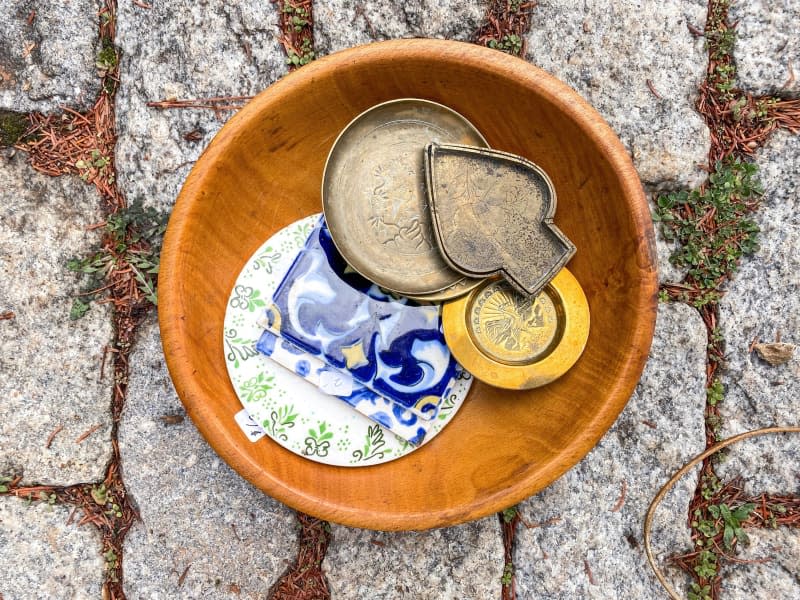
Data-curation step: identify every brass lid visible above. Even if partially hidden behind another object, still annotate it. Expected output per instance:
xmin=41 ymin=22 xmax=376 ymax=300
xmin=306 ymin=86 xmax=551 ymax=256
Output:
xmin=442 ymin=268 xmax=589 ymax=389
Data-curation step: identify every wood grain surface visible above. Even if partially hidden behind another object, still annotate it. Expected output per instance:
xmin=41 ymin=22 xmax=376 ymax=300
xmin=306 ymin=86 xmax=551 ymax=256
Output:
xmin=158 ymin=39 xmax=658 ymax=531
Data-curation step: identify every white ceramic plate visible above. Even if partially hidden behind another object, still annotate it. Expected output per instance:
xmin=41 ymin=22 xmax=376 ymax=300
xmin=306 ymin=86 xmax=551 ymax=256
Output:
xmin=223 ymin=214 xmax=472 ymax=467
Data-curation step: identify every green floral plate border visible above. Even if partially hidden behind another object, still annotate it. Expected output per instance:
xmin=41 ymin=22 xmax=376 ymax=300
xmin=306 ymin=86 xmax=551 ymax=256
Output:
xmin=223 ymin=214 xmax=473 ymax=467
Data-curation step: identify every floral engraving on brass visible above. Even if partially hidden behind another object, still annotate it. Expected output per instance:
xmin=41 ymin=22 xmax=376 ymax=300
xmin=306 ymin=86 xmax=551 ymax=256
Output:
xmin=323 ymin=100 xmax=489 ymax=298
xmin=369 ymin=163 xmax=434 ymax=253
xmin=425 ymin=144 xmax=576 ymax=297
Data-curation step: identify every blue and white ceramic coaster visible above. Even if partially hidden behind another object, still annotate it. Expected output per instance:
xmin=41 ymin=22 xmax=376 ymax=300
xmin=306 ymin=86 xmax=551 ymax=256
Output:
xmin=223 ymin=214 xmax=473 ymax=467
xmin=255 ymin=331 xmax=452 ymax=446
xmin=263 ymin=217 xmax=458 ymax=420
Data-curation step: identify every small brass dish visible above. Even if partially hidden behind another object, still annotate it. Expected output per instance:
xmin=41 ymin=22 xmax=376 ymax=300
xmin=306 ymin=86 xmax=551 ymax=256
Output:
xmin=442 ymin=269 xmax=590 ymax=390
xmin=322 ymin=98 xmax=487 ymax=299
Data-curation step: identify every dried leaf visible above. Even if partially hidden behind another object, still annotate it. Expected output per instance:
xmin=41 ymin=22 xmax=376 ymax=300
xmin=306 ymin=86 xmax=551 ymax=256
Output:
xmin=754 ymin=342 xmax=796 ymax=366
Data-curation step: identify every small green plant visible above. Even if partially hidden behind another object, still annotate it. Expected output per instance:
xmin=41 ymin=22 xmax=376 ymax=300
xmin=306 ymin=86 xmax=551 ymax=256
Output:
xmin=286 ymin=38 xmax=314 ymax=66
xmin=38 ymin=491 xmax=57 ymax=506
xmin=707 ymin=27 xmax=736 ymax=61
xmin=96 ymin=38 xmax=118 ymax=72
xmin=692 ymin=509 xmax=720 ymax=539
xmin=488 ymin=34 xmax=523 ymax=56
xmin=693 ymin=549 xmax=718 ymax=578
xmin=103 ymin=547 xmax=119 ymax=576
xmin=501 ymin=561 xmax=514 ymax=586
xmin=700 ymin=474 xmax=722 ymax=500
xmin=67 ymin=200 xmax=167 ymax=317
xmin=657 ymin=289 xmax=670 ymax=302
xmin=654 ymin=159 xmax=762 ymax=306
xmin=0 ymin=475 xmax=13 ymax=493
xmin=105 ymin=502 xmax=123 ymax=518
xmin=69 ymin=298 xmax=91 ymax=321
xmin=708 ymin=502 xmax=755 ymax=549
xmin=282 ymin=1 xmax=310 ymax=30
xmin=754 ymin=97 xmax=778 ymax=120
xmin=688 ymin=582 xmax=712 ymax=600
xmin=706 ymin=379 xmax=724 ymax=406
xmin=91 ymin=483 xmax=109 ymax=505
xmin=501 ymin=506 xmax=518 ymax=523
xmin=75 ymin=148 xmax=113 ymax=183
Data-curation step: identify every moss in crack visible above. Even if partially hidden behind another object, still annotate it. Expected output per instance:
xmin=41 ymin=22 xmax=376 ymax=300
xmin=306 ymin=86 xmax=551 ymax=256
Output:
xmin=96 ymin=37 xmax=118 ymax=72
xmin=0 ymin=110 xmax=29 ymax=146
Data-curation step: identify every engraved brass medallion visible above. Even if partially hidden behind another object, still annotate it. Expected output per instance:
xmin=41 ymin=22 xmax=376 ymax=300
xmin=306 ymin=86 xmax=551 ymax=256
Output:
xmin=323 ymin=100 xmax=488 ymax=297
xmin=468 ymin=280 xmax=563 ymax=365
xmin=442 ymin=269 xmax=590 ymax=390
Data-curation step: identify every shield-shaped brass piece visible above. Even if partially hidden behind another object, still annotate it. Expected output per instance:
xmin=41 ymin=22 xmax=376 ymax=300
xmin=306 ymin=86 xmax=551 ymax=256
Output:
xmin=425 ymin=144 xmax=576 ymax=297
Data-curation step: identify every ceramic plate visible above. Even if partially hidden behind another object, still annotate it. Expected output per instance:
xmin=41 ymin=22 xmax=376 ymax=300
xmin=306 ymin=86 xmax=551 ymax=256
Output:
xmin=223 ymin=214 xmax=473 ymax=467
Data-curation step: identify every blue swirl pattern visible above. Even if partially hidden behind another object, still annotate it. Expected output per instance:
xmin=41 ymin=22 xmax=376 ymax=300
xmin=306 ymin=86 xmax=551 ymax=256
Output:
xmin=264 ymin=217 xmax=457 ymax=415
xmin=256 ymin=331 xmax=440 ymax=445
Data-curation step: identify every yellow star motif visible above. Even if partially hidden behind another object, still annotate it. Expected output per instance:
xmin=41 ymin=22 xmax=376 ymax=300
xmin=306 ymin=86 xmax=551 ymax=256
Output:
xmin=341 ymin=341 xmax=369 ymax=369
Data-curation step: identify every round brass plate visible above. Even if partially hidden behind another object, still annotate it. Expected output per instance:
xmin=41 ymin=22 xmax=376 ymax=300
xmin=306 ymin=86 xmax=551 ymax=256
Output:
xmin=442 ymin=269 xmax=590 ymax=389
xmin=322 ymin=98 xmax=488 ymax=297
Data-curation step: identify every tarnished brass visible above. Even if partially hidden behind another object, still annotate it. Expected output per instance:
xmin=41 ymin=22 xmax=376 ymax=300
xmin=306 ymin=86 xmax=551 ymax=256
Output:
xmin=425 ymin=144 xmax=576 ymax=298
xmin=403 ymin=276 xmax=483 ymax=303
xmin=442 ymin=269 xmax=590 ymax=390
xmin=322 ymin=100 xmax=488 ymax=298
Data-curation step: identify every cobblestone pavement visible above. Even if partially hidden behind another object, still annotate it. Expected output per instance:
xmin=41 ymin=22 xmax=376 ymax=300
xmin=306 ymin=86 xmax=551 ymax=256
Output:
xmin=1 ymin=1 xmax=797 ymax=599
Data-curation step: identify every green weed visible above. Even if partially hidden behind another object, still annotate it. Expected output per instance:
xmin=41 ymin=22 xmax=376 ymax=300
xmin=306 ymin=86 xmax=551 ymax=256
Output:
xmin=654 ymin=159 xmax=762 ymax=306
xmin=488 ymin=34 xmax=523 ymax=56
xmin=67 ymin=200 xmax=167 ymax=317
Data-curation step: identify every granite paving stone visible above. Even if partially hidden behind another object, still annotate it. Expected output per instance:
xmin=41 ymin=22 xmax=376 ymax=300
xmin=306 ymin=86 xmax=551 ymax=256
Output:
xmin=718 ymin=132 xmax=799 ymax=443
xmin=115 ymin=0 xmax=287 ymax=213
xmin=715 ymin=432 xmax=799 ymax=497
xmin=714 ymin=132 xmax=800 ymax=591
xmin=0 ymin=0 xmax=101 ymax=114
xmin=721 ymin=527 xmax=800 ymax=599
xmin=314 ymin=0 xmax=486 ymax=55
xmin=0 ymin=497 xmax=104 ymax=600
xmin=323 ymin=518 xmax=504 ymax=599
xmin=120 ymin=317 xmax=297 ymax=599
xmin=525 ymin=0 xmax=710 ymax=189
xmin=730 ymin=0 xmax=800 ymax=95
xmin=0 ymin=152 xmax=113 ymax=485
xmin=514 ymin=302 xmax=707 ymax=599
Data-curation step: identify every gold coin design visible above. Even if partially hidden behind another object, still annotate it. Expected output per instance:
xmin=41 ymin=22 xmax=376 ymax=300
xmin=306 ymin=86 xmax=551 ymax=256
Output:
xmin=467 ymin=280 xmax=563 ymax=365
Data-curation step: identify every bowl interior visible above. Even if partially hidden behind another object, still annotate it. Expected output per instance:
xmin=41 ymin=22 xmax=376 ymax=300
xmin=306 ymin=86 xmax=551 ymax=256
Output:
xmin=159 ymin=40 xmax=657 ymax=530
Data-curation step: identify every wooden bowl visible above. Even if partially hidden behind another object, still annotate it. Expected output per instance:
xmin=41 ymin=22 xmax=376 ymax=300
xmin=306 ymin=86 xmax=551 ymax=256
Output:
xmin=159 ymin=39 xmax=657 ymax=530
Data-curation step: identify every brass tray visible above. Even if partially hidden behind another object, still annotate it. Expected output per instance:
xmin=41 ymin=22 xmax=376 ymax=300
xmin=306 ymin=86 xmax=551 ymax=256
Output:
xmin=322 ymin=98 xmax=488 ymax=298
xmin=442 ymin=269 xmax=590 ymax=390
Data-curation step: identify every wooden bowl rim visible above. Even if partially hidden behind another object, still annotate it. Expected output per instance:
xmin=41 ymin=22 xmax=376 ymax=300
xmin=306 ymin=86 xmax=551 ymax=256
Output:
xmin=158 ymin=39 xmax=657 ymax=530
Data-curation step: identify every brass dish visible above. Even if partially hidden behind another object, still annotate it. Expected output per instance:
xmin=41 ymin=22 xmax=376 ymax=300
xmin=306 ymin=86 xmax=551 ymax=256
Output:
xmin=426 ymin=144 xmax=576 ymax=297
xmin=322 ymin=98 xmax=488 ymax=298
xmin=442 ymin=269 xmax=590 ymax=389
